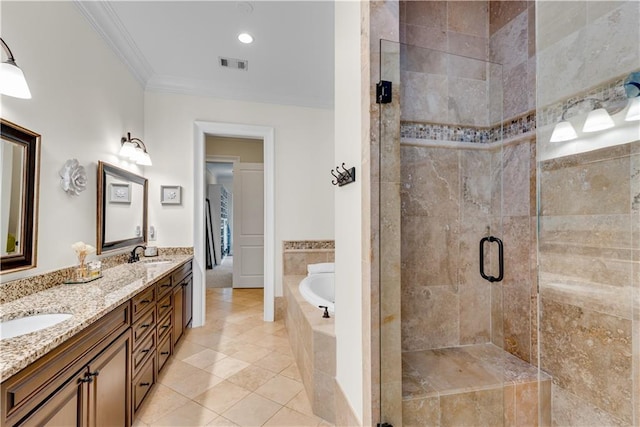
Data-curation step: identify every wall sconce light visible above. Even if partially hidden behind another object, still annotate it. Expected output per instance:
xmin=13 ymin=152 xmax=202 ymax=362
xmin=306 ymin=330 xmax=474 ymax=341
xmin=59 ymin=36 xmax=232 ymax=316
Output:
xmin=120 ymin=132 xmax=152 ymax=166
xmin=550 ymin=98 xmax=615 ymax=142
xmin=0 ymin=37 xmax=31 ymax=99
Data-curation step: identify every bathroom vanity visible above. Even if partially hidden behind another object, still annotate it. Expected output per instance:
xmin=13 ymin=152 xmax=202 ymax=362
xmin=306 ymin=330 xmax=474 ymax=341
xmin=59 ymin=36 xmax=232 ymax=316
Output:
xmin=0 ymin=256 xmax=193 ymax=426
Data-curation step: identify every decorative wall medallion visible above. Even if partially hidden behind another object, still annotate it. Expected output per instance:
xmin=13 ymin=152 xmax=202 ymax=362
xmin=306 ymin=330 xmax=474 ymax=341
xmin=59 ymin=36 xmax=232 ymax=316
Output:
xmin=59 ymin=159 xmax=87 ymax=196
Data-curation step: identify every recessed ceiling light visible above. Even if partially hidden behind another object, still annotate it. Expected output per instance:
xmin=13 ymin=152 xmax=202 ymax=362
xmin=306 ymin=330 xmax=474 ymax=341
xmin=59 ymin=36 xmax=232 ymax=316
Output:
xmin=238 ymin=33 xmax=253 ymax=44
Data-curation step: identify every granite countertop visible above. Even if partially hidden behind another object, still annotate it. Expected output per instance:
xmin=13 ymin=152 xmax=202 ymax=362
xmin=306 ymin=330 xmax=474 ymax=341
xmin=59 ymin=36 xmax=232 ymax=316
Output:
xmin=0 ymin=255 xmax=192 ymax=380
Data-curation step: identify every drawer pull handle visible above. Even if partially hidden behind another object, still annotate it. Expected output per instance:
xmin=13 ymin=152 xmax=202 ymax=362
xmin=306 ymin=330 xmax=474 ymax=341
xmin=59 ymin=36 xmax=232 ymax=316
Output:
xmin=140 ymin=382 xmax=151 ymax=387
xmin=160 ymin=325 xmax=170 ymax=329
xmin=161 ymin=284 xmax=171 ymax=288
xmin=161 ymin=305 xmax=170 ymax=309
xmin=160 ymin=351 xmax=170 ymax=355
xmin=141 ymin=349 xmax=150 ymax=354
xmin=140 ymin=299 xmax=151 ymax=304
xmin=140 ymin=324 xmax=151 ymax=328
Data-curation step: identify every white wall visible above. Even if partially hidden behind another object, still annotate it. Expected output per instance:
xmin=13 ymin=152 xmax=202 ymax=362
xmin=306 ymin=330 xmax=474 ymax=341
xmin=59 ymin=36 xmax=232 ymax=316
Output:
xmin=143 ymin=91 xmax=334 ymax=296
xmin=0 ymin=1 xmax=144 ymax=282
xmin=334 ymin=1 xmax=364 ymax=422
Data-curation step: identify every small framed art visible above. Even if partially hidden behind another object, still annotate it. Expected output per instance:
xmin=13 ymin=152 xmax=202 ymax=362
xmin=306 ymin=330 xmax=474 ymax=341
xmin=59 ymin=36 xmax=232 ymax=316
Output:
xmin=161 ymin=185 xmax=182 ymax=205
xmin=109 ymin=183 xmax=131 ymax=203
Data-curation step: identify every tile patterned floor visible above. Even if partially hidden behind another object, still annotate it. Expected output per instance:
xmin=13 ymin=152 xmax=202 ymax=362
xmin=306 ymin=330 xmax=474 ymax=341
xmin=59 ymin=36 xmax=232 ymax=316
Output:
xmin=134 ymin=288 xmax=332 ymax=427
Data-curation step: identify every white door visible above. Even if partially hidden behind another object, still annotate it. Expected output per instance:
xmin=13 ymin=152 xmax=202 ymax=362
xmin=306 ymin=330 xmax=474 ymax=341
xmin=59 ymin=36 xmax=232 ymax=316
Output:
xmin=232 ymin=163 xmax=264 ymax=288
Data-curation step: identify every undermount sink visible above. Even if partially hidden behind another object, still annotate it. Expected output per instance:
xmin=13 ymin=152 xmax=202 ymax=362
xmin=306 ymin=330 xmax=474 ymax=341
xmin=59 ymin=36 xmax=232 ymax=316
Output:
xmin=0 ymin=313 xmax=73 ymax=340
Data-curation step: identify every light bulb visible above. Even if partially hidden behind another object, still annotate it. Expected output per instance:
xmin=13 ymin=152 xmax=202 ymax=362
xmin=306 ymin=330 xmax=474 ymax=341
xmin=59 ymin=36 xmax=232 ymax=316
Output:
xmin=0 ymin=61 xmax=31 ymax=99
xmin=625 ymin=97 xmax=640 ymax=121
xmin=550 ymin=120 xmax=577 ymax=142
xmin=582 ymin=108 xmax=614 ymax=132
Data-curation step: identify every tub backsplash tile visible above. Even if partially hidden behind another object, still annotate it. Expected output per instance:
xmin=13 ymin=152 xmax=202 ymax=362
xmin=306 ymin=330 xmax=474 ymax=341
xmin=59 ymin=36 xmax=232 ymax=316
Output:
xmin=283 ymin=240 xmax=335 ymax=251
xmin=0 ymin=247 xmax=194 ymax=304
xmin=283 ymin=241 xmax=335 ymax=277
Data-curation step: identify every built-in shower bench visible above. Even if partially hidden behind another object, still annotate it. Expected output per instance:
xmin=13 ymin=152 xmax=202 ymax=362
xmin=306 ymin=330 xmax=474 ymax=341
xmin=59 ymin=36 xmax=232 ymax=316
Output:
xmin=402 ymin=343 xmax=551 ymax=426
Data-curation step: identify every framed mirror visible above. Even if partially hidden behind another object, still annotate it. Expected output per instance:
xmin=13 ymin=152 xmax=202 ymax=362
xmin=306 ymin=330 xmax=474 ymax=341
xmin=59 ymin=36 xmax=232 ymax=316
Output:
xmin=1 ymin=119 xmax=41 ymax=274
xmin=97 ymin=161 xmax=148 ymax=254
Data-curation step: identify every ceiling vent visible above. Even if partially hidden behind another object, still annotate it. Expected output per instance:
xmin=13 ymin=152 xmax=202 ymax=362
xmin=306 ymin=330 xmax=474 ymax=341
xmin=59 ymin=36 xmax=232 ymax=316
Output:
xmin=219 ymin=57 xmax=248 ymax=71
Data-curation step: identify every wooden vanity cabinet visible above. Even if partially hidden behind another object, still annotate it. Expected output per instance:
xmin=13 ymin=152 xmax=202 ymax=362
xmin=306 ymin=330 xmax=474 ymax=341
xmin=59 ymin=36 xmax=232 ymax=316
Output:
xmin=171 ymin=261 xmax=193 ymax=346
xmin=1 ymin=302 xmax=131 ymax=427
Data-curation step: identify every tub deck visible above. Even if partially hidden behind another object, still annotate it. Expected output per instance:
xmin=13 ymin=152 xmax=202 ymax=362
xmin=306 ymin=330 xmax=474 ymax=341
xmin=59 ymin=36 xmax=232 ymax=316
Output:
xmin=402 ymin=343 xmax=551 ymax=426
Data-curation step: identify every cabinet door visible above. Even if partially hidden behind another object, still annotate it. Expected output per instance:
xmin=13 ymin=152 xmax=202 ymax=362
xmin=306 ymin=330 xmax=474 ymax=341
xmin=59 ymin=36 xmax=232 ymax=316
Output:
xmin=87 ymin=331 xmax=132 ymax=427
xmin=183 ymin=275 xmax=193 ymax=329
xmin=16 ymin=370 xmax=85 ymax=426
xmin=172 ymin=284 xmax=184 ymax=346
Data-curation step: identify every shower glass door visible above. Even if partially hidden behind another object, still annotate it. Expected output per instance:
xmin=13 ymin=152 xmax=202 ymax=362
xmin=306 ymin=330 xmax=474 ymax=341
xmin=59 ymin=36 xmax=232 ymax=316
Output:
xmin=379 ymin=39 xmax=544 ymax=426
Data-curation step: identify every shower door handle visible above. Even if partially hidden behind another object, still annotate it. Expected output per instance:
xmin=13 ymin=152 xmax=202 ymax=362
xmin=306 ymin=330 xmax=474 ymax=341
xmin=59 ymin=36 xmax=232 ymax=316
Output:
xmin=479 ymin=236 xmax=504 ymax=283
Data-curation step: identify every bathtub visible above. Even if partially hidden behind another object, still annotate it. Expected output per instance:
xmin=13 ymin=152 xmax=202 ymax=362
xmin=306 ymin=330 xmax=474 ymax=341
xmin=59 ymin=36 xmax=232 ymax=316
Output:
xmin=299 ymin=272 xmax=335 ymax=313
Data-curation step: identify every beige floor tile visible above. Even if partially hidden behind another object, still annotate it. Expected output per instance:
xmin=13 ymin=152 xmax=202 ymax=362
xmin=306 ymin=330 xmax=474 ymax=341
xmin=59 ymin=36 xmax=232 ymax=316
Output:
xmin=286 ymin=390 xmax=316 ymax=418
xmin=132 ymin=418 xmax=149 ymax=427
xmin=226 ymin=365 xmax=276 ymax=391
xmin=135 ymin=384 xmax=191 ymax=424
xmin=158 ymin=358 xmax=207 ymax=386
xmin=203 ymin=356 xmax=250 ymax=378
xmin=205 ymin=416 xmax=240 ymax=426
xmin=183 ymin=348 xmax=228 ymax=369
xmin=164 ymin=369 xmax=224 ymax=399
xmin=263 ymin=407 xmax=321 ymax=426
xmin=254 ymin=374 xmax=304 ymax=405
xmin=222 ymin=393 xmax=281 ymax=426
xmin=194 ymin=380 xmax=252 ymax=414
xmin=173 ymin=339 xmax=209 ymax=361
xmin=228 ymin=342 xmax=273 ymax=363
xmin=149 ymin=400 xmax=218 ymax=426
xmin=280 ymin=363 xmax=303 ymax=382
xmin=254 ymin=351 xmax=295 ymax=373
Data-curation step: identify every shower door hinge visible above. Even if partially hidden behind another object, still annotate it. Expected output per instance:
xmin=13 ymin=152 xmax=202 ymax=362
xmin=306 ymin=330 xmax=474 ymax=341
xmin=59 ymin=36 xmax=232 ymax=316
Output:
xmin=376 ymin=80 xmax=392 ymax=104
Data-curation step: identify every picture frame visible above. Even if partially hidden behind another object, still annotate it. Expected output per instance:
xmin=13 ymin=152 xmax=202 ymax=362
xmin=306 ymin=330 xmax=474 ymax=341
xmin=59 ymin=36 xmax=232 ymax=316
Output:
xmin=161 ymin=185 xmax=182 ymax=205
xmin=109 ymin=182 xmax=131 ymax=203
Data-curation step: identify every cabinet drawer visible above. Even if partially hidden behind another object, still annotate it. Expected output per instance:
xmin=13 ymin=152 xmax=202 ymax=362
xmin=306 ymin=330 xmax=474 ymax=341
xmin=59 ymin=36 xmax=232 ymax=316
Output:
xmin=132 ymin=308 xmax=155 ymax=347
xmin=157 ymin=333 xmax=172 ymax=374
xmin=133 ymin=355 xmax=156 ymax=413
xmin=157 ymin=293 xmax=172 ymax=320
xmin=156 ymin=276 xmax=173 ymax=298
xmin=171 ymin=261 xmax=192 ymax=285
xmin=132 ymin=286 xmax=155 ymax=322
xmin=157 ymin=312 xmax=172 ymax=343
xmin=132 ymin=331 xmax=155 ymax=374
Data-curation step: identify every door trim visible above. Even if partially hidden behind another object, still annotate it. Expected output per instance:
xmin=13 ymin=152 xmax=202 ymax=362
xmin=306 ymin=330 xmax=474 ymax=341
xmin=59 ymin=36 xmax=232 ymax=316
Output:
xmin=194 ymin=121 xmax=275 ymax=322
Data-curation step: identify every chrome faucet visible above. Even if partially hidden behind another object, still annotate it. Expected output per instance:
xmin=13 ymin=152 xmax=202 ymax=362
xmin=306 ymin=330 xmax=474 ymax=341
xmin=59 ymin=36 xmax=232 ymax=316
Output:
xmin=128 ymin=245 xmax=146 ymax=263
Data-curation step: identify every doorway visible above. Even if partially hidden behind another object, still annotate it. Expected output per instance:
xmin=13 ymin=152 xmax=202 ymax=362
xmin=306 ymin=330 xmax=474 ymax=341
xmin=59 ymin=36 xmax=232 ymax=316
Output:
xmin=193 ymin=121 xmax=275 ymax=324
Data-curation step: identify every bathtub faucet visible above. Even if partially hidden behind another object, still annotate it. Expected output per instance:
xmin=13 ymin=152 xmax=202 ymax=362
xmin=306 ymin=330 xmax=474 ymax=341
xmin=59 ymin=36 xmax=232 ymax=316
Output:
xmin=319 ymin=305 xmax=330 ymax=318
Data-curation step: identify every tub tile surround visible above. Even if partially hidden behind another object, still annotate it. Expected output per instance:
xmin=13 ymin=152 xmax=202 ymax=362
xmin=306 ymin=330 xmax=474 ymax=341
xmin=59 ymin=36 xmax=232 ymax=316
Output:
xmin=0 ymin=254 xmax=193 ymax=379
xmin=283 ymin=275 xmax=336 ymax=423
xmin=0 ymin=247 xmax=193 ymax=304
xmin=282 ymin=240 xmax=337 ymax=422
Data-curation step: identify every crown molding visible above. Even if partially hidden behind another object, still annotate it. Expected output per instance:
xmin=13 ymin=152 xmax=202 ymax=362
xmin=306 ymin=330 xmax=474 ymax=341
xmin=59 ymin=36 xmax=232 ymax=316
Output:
xmin=74 ymin=0 xmax=153 ymax=86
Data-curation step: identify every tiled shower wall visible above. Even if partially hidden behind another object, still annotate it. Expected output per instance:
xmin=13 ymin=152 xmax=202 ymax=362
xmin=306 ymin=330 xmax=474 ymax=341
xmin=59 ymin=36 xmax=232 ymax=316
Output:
xmin=535 ymin=1 xmax=640 ymax=425
xmin=398 ymin=1 xmax=537 ymax=362
xmin=399 ymin=1 xmax=536 ymax=126
xmin=400 ymin=138 xmax=536 ymax=361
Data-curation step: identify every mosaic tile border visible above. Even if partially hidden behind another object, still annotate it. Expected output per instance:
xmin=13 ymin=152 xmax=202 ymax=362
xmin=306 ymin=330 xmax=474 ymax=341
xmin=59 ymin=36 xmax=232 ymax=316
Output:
xmin=283 ymin=240 xmax=335 ymax=251
xmin=401 ymin=112 xmax=536 ymax=144
xmin=0 ymin=247 xmax=194 ymax=304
